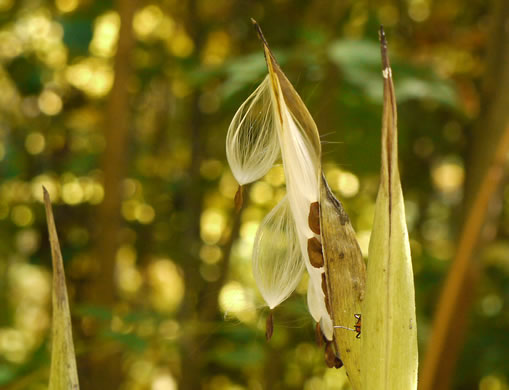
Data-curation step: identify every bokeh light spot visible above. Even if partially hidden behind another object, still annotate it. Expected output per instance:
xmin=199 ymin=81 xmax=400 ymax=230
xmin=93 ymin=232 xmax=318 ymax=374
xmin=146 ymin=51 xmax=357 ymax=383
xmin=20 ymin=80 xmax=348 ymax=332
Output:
xmin=219 ymin=282 xmax=248 ymax=314
xmin=25 ymin=132 xmax=46 ymax=155
xmin=152 ymin=373 xmax=177 ymax=390
xmin=479 ymin=375 xmax=504 ymax=390
xmin=202 ymin=30 xmax=231 ymax=66
xmin=147 ymin=258 xmax=184 ymax=312
xmin=11 ymin=205 xmax=34 ymax=227
xmin=432 ymin=158 xmax=464 ymax=193
xmin=136 ymin=203 xmax=155 ymax=224
xmin=338 ymin=171 xmax=360 ymax=198
xmin=15 ymin=229 xmax=40 ymax=256
xmin=56 ymin=0 xmax=79 ymax=13
xmin=167 ymin=29 xmax=194 ymax=58
xmin=66 ymin=58 xmax=114 ymax=97
xmin=0 ymin=0 xmax=14 ymax=12
xmin=481 ymin=294 xmax=503 ymax=317
xmin=408 ymin=0 xmax=430 ymax=22
xmin=90 ymin=11 xmax=120 ymax=57
xmin=38 ymin=90 xmax=62 ymax=116
xmin=200 ymin=245 xmax=222 ymax=264
xmin=251 ymin=181 xmax=273 ymax=205
xmin=62 ymin=181 xmax=84 ymax=205
xmin=201 ymin=208 xmax=226 ymax=244
xmin=133 ymin=5 xmax=165 ymax=39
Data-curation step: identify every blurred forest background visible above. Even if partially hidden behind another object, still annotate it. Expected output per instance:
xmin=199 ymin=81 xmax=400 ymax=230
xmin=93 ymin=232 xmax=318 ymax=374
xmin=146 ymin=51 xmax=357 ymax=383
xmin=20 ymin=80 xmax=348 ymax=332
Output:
xmin=1 ymin=0 xmax=509 ymax=389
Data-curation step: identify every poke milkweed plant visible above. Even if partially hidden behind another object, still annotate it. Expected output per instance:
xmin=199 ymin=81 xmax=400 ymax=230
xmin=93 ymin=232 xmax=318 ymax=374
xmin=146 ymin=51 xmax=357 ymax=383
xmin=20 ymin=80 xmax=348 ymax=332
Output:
xmin=40 ymin=21 xmax=417 ymax=390
xmin=226 ymin=22 xmax=418 ymax=390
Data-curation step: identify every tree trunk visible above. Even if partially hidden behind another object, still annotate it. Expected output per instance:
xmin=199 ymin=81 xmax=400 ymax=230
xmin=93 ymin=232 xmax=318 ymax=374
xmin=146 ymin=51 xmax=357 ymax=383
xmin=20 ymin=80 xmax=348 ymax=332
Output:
xmin=78 ymin=1 xmax=137 ymax=389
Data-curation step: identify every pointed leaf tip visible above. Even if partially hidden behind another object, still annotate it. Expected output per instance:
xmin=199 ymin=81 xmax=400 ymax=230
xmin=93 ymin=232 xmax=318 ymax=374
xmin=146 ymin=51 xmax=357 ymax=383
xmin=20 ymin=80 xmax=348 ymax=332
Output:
xmin=251 ymin=19 xmax=269 ymax=48
xmin=361 ymin=30 xmax=418 ymax=390
xmin=44 ymin=191 xmax=80 ymax=390
xmin=379 ymin=26 xmax=391 ymax=73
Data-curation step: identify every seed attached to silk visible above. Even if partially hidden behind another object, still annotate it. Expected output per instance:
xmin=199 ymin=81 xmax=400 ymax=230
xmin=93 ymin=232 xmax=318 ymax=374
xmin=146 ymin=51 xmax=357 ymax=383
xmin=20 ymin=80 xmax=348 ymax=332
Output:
xmin=308 ymin=201 xmax=321 ymax=235
xmin=308 ymin=237 xmax=324 ymax=268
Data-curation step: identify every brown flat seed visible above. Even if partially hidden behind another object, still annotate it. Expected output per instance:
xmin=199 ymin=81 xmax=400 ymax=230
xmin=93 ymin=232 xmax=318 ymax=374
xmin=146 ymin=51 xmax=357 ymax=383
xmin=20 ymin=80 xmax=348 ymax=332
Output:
xmin=325 ymin=296 xmax=331 ymax=315
xmin=334 ymin=357 xmax=344 ymax=369
xmin=308 ymin=201 xmax=320 ymax=234
xmin=234 ymin=185 xmax=244 ymax=212
xmin=321 ymin=273 xmax=332 ymax=315
xmin=315 ymin=322 xmax=324 ymax=347
xmin=308 ymin=237 xmax=324 ymax=268
xmin=266 ymin=311 xmax=273 ymax=341
xmin=321 ymin=273 xmax=328 ymax=295
xmin=324 ymin=340 xmax=336 ymax=368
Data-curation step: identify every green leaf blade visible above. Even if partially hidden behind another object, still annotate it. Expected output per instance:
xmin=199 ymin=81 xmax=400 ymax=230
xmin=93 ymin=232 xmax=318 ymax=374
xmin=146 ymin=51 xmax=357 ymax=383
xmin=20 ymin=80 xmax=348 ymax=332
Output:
xmin=44 ymin=187 xmax=80 ymax=390
xmin=360 ymin=29 xmax=418 ymax=390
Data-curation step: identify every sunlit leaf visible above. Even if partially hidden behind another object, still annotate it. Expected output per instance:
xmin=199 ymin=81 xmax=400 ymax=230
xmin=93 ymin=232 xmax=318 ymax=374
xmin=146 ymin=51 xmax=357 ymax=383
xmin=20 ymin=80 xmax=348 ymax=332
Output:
xmin=360 ymin=29 xmax=418 ymax=390
xmin=44 ymin=187 xmax=80 ymax=390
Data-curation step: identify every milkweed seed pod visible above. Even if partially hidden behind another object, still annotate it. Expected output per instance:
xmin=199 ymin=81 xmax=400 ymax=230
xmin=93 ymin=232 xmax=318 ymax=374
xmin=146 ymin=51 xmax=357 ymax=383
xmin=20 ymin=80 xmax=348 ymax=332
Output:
xmin=254 ymin=21 xmax=333 ymax=341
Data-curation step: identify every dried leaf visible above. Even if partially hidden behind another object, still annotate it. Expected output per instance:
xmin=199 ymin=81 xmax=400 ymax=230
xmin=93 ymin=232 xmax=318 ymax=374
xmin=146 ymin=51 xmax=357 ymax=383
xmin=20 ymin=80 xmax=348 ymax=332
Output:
xmin=44 ymin=187 xmax=80 ymax=390
xmin=360 ymin=28 xmax=418 ymax=390
xmin=320 ymin=174 xmax=366 ymax=390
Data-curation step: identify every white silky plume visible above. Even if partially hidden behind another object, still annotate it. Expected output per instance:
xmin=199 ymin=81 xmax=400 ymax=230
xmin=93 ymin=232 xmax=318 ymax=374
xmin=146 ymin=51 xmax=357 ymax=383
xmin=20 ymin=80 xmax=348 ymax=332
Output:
xmin=268 ymin=76 xmax=333 ymax=339
xmin=226 ymin=75 xmax=280 ymax=185
xmin=307 ymin=281 xmax=333 ymax=339
xmin=252 ymin=196 xmax=305 ymax=309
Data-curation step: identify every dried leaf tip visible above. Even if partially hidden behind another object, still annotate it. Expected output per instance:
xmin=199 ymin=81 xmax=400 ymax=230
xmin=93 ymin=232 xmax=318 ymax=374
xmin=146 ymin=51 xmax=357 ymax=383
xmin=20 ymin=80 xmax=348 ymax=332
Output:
xmin=42 ymin=185 xmax=50 ymax=202
xmin=378 ymin=25 xmax=392 ymax=78
xmin=251 ymin=18 xmax=269 ymax=47
xmin=44 ymin=186 xmax=80 ymax=390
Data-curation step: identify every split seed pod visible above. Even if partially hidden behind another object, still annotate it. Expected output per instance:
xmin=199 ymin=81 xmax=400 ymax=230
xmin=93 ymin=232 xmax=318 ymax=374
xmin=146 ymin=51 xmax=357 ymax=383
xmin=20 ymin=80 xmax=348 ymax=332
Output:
xmin=253 ymin=20 xmax=333 ymax=340
xmin=360 ymin=28 xmax=418 ymax=390
xmin=320 ymin=174 xmax=366 ymax=390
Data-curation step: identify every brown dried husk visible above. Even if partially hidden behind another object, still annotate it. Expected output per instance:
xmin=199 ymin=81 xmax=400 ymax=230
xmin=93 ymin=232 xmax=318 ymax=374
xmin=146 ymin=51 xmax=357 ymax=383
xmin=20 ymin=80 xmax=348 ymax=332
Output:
xmin=320 ymin=174 xmax=366 ymax=390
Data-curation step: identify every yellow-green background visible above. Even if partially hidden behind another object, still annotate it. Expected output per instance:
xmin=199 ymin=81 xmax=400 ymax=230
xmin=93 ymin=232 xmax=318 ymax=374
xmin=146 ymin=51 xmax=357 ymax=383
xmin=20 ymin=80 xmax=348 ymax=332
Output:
xmin=0 ymin=0 xmax=507 ymax=389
